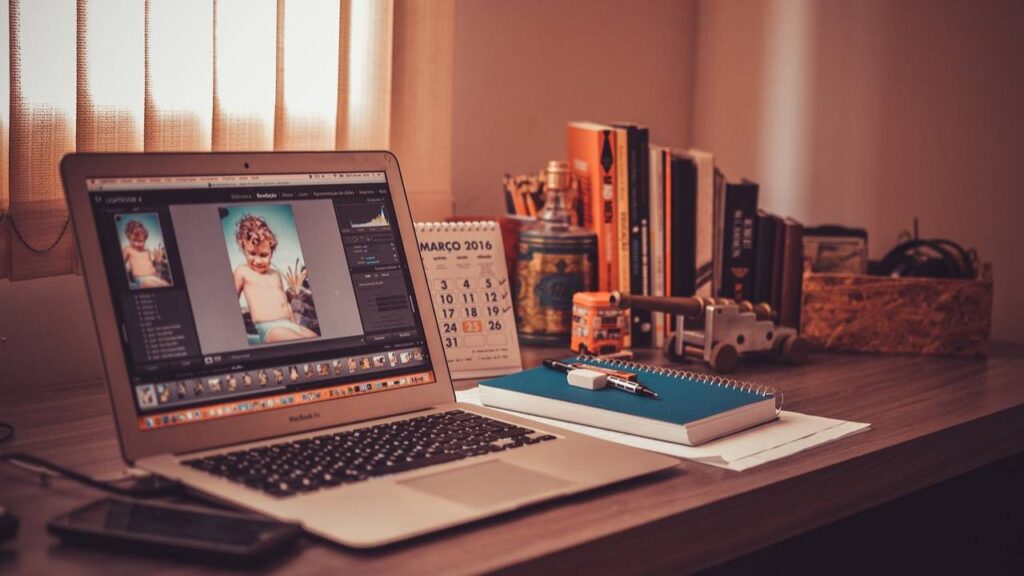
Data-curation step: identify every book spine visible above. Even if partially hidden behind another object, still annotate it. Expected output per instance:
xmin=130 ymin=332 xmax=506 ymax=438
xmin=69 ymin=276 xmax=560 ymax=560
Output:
xmin=567 ymin=125 xmax=595 ymax=240
xmin=691 ymin=152 xmax=715 ymax=299
xmin=663 ymin=150 xmax=673 ymax=330
xmin=670 ymin=155 xmax=697 ymax=297
xmin=779 ymin=218 xmax=805 ymax=328
xmin=649 ymin=146 xmax=666 ymax=348
xmin=604 ymin=131 xmax=618 ymax=294
xmin=625 ymin=128 xmax=641 ymax=303
xmin=622 ymin=127 xmax=651 ymax=347
xmin=711 ymin=167 xmax=726 ymax=297
xmin=614 ymin=127 xmax=630 ymax=347
xmin=567 ymin=124 xmax=616 ymax=291
xmin=721 ymin=181 xmax=759 ymax=301
xmin=636 ymin=128 xmax=651 ymax=347
xmin=753 ymin=210 xmax=776 ymax=305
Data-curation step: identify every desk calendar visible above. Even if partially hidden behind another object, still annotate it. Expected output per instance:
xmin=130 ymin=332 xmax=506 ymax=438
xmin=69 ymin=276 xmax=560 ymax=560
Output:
xmin=415 ymin=221 xmax=523 ymax=379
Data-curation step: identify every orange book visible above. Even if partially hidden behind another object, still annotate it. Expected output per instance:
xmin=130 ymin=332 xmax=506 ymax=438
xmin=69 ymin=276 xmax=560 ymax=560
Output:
xmin=612 ymin=126 xmax=631 ymax=347
xmin=567 ymin=122 xmax=618 ymax=292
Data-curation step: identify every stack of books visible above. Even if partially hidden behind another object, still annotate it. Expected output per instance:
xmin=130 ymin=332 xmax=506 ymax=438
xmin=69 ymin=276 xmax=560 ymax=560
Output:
xmin=711 ymin=179 xmax=806 ymax=329
xmin=566 ymin=122 xmax=805 ymax=344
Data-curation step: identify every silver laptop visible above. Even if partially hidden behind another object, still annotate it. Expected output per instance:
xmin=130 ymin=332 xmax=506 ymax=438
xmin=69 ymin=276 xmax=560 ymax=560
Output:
xmin=61 ymin=151 xmax=676 ymax=548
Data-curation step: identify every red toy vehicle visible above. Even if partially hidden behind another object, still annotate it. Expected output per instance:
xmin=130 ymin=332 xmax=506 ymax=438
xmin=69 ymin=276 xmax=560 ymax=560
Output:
xmin=570 ymin=292 xmax=628 ymax=355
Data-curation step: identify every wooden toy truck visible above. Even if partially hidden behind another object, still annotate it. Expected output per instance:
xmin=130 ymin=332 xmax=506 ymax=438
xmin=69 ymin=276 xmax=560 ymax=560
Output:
xmin=572 ymin=291 xmax=809 ymax=374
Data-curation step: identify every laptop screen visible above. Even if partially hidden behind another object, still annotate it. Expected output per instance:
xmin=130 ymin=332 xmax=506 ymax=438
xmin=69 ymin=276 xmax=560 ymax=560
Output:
xmin=86 ymin=171 xmax=436 ymax=431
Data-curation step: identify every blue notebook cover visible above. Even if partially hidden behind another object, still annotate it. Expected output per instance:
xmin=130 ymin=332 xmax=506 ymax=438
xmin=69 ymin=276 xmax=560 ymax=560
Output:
xmin=479 ymin=357 xmax=772 ymax=426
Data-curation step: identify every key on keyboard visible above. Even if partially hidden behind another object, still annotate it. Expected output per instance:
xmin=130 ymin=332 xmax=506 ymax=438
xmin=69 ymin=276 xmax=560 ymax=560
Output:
xmin=182 ymin=409 xmax=557 ymax=498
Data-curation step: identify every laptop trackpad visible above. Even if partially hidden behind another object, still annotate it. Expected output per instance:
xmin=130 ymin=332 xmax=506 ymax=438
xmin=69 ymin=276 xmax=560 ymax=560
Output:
xmin=399 ymin=460 xmax=573 ymax=509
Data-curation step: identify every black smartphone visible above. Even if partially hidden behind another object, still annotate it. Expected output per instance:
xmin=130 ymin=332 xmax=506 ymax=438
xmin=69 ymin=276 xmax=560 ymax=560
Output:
xmin=48 ymin=497 xmax=302 ymax=563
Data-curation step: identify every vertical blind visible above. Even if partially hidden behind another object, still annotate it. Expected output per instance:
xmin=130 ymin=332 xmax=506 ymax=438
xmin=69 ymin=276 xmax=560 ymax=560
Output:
xmin=0 ymin=0 xmax=454 ymax=281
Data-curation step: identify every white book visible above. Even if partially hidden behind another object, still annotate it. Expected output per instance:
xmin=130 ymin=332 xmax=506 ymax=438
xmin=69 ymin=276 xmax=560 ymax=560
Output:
xmin=648 ymin=145 xmax=668 ymax=348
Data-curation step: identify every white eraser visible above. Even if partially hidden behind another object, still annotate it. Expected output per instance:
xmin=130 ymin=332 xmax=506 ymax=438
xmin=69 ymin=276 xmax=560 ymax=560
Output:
xmin=567 ymin=368 xmax=607 ymax=390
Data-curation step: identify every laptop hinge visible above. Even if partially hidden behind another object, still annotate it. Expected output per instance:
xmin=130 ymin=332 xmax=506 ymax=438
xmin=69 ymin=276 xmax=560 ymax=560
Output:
xmin=172 ymin=406 xmax=438 ymax=457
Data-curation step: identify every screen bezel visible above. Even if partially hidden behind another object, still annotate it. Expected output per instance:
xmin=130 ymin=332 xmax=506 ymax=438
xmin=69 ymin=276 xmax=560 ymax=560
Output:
xmin=62 ymin=151 xmax=455 ymax=462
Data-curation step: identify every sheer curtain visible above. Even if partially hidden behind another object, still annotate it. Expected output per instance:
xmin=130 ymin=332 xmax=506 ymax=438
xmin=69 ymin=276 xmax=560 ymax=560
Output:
xmin=0 ymin=0 xmax=453 ymax=281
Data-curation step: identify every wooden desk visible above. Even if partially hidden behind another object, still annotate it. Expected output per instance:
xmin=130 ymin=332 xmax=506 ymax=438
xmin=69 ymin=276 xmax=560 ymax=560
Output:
xmin=1 ymin=344 xmax=1022 ymax=574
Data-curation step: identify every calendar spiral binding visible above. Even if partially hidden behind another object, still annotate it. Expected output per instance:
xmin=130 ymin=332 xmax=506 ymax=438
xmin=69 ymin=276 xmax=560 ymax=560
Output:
xmin=576 ymin=353 xmax=784 ymax=415
xmin=415 ymin=221 xmax=498 ymax=233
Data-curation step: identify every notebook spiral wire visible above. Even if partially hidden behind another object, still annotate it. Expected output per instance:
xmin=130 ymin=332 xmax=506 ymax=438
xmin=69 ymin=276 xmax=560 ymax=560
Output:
xmin=415 ymin=221 xmax=497 ymax=232
xmin=576 ymin=353 xmax=784 ymax=415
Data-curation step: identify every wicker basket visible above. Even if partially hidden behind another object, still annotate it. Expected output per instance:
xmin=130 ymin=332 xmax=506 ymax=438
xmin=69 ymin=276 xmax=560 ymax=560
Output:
xmin=800 ymin=267 xmax=993 ymax=357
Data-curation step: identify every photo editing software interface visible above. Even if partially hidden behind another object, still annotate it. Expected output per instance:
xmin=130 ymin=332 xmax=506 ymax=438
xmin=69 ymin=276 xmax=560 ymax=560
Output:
xmin=86 ymin=171 xmax=436 ymax=430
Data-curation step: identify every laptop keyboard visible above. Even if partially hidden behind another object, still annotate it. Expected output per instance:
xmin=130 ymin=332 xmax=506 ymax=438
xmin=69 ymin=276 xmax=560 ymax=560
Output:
xmin=182 ymin=410 xmax=557 ymax=498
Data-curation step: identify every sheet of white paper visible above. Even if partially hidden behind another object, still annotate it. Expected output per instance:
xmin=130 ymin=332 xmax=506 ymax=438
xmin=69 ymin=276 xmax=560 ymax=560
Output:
xmin=720 ymin=421 xmax=870 ymax=471
xmin=456 ymin=387 xmax=871 ymax=472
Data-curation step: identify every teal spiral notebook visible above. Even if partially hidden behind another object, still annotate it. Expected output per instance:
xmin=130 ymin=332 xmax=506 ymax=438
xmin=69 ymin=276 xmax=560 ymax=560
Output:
xmin=478 ymin=356 xmax=781 ymax=446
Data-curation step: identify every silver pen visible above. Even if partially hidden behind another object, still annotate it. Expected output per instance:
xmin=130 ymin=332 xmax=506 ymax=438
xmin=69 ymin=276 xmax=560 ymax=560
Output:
xmin=606 ymin=375 xmax=659 ymax=399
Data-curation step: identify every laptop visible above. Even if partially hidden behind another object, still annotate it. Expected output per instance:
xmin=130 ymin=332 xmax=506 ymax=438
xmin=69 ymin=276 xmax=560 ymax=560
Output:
xmin=61 ymin=151 xmax=677 ymax=548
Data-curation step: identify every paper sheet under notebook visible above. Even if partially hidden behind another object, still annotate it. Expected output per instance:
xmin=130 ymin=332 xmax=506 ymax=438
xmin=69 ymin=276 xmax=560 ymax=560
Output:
xmin=456 ymin=388 xmax=870 ymax=472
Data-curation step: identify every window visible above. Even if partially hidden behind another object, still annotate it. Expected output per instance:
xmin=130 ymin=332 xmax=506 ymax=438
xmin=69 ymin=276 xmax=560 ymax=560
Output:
xmin=0 ymin=0 xmax=453 ymax=281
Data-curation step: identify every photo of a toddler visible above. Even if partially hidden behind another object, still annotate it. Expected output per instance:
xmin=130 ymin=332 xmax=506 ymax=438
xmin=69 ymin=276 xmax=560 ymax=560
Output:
xmin=117 ymin=213 xmax=173 ymax=289
xmin=221 ymin=204 xmax=321 ymax=345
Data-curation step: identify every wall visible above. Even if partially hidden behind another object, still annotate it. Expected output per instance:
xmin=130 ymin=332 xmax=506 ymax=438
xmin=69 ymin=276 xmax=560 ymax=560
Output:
xmin=5 ymin=0 xmax=1022 ymax=392
xmin=693 ymin=0 xmax=1024 ymax=342
xmin=451 ymin=0 xmax=697 ymax=217
xmin=391 ymin=0 xmax=456 ymax=222
xmin=0 ymin=275 xmax=103 ymax=388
